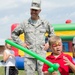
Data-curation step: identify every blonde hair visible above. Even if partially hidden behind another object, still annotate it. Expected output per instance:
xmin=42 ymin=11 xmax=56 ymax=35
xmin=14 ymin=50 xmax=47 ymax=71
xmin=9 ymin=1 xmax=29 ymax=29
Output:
xmin=5 ymin=38 xmax=12 ymax=48
xmin=49 ymin=36 xmax=62 ymax=46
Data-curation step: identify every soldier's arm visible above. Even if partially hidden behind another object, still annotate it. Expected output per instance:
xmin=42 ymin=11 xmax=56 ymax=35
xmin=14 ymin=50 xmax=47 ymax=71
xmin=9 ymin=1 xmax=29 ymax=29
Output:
xmin=47 ymin=22 xmax=55 ymax=37
xmin=11 ymin=23 xmax=24 ymax=45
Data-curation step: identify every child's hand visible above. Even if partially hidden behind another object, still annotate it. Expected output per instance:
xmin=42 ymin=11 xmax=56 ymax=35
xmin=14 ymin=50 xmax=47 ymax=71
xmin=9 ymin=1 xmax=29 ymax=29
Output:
xmin=63 ymin=56 xmax=71 ymax=66
xmin=9 ymin=54 xmax=15 ymax=57
xmin=51 ymin=71 xmax=58 ymax=75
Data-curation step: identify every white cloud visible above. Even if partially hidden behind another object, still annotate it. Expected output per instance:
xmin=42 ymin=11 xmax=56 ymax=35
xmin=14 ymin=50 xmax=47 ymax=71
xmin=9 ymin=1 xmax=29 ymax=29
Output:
xmin=42 ymin=0 xmax=75 ymax=11
xmin=69 ymin=12 xmax=75 ymax=17
xmin=19 ymin=0 xmax=31 ymax=3
xmin=0 ymin=16 xmax=10 ymax=24
xmin=0 ymin=0 xmax=30 ymax=11
xmin=0 ymin=0 xmax=17 ymax=10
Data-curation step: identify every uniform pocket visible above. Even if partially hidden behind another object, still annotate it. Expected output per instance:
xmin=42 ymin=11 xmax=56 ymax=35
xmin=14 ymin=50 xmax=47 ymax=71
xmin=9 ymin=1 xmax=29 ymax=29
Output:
xmin=25 ymin=30 xmax=33 ymax=33
xmin=40 ymin=29 xmax=46 ymax=33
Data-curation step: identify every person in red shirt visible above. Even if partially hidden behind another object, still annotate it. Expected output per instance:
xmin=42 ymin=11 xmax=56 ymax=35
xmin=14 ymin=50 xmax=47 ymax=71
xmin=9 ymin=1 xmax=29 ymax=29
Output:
xmin=42 ymin=36 xmax=75 ymax=75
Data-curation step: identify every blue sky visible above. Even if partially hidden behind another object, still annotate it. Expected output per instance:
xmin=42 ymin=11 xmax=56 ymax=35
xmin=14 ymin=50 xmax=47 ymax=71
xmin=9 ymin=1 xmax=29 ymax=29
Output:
xmin=0 ymin=0 xmax=75 ymax=40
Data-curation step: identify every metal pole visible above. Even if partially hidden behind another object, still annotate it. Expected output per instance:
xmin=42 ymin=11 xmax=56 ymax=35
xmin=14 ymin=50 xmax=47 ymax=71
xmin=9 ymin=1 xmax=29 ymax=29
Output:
xmin=6 ymin=66 xmax=9 ymax=75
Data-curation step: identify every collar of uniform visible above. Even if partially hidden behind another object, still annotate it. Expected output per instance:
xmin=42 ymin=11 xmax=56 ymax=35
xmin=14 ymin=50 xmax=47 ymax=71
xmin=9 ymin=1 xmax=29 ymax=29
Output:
xmin=28 ymin=18 xmax=42 ymax=27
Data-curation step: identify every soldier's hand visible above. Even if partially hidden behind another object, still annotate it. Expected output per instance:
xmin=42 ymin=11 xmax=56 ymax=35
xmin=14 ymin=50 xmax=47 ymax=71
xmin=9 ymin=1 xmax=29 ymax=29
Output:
xmin=44 ymin=42 xmax=49 ymax=50
xmin=22 ymin=43 xmax=30 ymax=48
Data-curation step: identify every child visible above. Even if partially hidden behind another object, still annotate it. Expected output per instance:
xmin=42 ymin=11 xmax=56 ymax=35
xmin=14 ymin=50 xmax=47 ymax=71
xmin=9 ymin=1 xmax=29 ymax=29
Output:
xmin=3 ymin=38 xmax=18 ymax=75
xmin=42 ymin=36 xmax=75 ymax=75
xmin=72 ymin=37 xmax=75 ymax=58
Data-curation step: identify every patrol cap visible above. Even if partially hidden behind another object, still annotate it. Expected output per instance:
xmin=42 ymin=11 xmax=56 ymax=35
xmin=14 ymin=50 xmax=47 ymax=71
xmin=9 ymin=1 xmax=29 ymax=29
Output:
xmin=30 ymin=0 xmax=41 ymax=10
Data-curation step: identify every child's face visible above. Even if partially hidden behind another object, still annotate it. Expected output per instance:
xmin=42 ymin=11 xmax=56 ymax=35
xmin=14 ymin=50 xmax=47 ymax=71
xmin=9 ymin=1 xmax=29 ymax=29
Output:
xmin=50 ymin=41 xmax=62 ymax=55
xmin=6 ymin=44 xmax=12 ymax=49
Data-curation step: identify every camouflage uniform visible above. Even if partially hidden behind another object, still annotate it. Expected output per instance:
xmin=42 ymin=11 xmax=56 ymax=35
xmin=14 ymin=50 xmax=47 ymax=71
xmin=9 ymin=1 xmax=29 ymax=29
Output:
xmin=11 ymin=18 xmax=55 ymax=75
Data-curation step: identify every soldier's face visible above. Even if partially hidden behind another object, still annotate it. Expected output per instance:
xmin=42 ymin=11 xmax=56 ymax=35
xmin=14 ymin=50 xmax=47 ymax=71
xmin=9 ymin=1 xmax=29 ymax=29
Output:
xmin=30 ymin=9 xmax=41 ymax=20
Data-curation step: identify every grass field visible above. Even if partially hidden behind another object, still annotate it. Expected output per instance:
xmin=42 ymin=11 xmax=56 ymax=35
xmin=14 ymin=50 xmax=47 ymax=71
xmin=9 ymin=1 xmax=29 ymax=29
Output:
xmin=0 ymin=56 xmax=74 ymax=75
xmin=0 ymin=67 xmax=25 ymax=75
xmin=0 ymin=67 xmax=38 ymax=75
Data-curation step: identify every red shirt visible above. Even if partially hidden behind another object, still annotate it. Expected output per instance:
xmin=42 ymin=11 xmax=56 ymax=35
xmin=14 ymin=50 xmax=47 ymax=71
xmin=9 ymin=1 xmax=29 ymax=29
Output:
xmin=42 ymin=52 xmax=74 ymax=75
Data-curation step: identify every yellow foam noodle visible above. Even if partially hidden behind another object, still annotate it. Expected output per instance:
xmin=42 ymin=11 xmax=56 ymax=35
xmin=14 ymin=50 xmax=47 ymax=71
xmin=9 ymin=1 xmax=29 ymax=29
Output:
xmin=19 ymin=33 xmax=25 ymax=56
xmin=55 ymin=31 xmax=75 ymax=36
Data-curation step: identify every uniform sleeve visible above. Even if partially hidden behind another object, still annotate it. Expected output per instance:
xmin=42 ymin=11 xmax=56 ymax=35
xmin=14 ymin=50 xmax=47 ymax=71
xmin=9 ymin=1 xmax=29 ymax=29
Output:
xmin=11 ymin=22 xmax=24 ymax=45
xmin=46 ymin=21 xmax=55 ymax=37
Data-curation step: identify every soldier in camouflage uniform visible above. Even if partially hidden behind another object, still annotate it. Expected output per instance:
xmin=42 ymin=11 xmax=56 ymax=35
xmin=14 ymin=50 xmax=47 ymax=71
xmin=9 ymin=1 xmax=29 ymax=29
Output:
xmin=11 ymin=0 xmax=55 ymax=75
